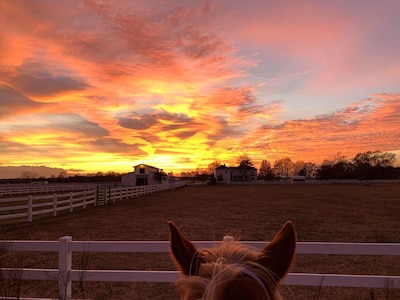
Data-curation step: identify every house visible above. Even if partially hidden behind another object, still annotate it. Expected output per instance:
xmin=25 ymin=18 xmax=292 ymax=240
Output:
xmin=121 ymin=164 xmax=168 ymax=186
xmin=214 ymin=164 xmax=258 ymax=184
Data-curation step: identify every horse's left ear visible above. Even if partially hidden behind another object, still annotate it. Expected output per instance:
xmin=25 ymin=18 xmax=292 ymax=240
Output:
xmin=169 ymin=221 xmax=198 ymax=276
xmin=257 ymin=221 xmax=297 ymax=282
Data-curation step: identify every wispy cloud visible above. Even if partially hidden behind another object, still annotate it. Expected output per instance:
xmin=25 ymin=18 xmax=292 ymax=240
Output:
xmin=0 ymin=86 xmax=45 ymax=117
xmin=247 ymin=94 xmax=400 ymax=163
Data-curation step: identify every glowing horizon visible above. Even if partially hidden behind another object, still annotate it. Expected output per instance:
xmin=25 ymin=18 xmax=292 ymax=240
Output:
xmin=0 ymin=1 xmax=399 ymax=177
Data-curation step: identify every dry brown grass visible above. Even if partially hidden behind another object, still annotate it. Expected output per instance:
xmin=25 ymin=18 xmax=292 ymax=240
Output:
xmin=1 ymin=183 xmax=400 ymax=299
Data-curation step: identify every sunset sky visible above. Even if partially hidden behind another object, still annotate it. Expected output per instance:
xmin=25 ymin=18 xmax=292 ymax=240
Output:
xmin=1 ymin=0 xmax=399 ymax=177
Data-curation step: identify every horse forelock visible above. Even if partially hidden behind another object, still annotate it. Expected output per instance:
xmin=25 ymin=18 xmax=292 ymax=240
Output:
xmin=176 ymin=242 xmax=281 ymax=300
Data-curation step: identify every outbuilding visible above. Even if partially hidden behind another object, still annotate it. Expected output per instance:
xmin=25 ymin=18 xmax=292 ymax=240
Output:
xmin=121 ymin=164 xmax=168 ymax=186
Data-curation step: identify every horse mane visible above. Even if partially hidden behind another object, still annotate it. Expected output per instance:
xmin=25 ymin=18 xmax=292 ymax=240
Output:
xmin=169 ymin=221 xmax=296 ymax=300
xmin=175 ymin=241 xmax=281 ymax=300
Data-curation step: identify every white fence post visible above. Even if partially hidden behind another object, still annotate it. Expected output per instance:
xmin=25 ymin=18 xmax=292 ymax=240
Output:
xmin=53 ymin=194 xmax=58 ymax=217
xmin=0 ymin=183 xmax=187 ymax=223
xmin=59 ymin=236 xmax=72 ymax=300
xmin=28 ymin=195 xmax=33 ymax=222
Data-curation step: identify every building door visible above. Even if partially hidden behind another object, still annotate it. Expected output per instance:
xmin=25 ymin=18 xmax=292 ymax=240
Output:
xmin=136 ymin=177 xmax=148 ymax=186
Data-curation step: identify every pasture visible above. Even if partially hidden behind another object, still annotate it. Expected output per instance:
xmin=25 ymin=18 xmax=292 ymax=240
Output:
xmin=1 ymin=183 xmax=400 ymax=299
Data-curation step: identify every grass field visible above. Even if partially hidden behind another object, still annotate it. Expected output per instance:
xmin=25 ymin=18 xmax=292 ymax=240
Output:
xmin=1 ymin=183 xmax=400 ymax=299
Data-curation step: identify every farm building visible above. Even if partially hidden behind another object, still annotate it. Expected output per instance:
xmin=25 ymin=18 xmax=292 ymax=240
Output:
xmin=121 ymin=164 xmax=168 ymax=186
xmin=214 ymin=164 xmax=258 ymax=184
xmin=292 ymin=175 xmax=306 ymax=183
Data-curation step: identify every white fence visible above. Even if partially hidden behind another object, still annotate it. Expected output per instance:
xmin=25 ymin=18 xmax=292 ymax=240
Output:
xmin=0 ymin=190 xmax=96 ymax=222
xmin=259 ymin=179 xmax=400 ymax=185
xmin=0 ymin=237 xmax=399 ymax=300
xmin=0 ymin=183 xmax=101 ymax=197
xmin=0 ymin=182 xmax=187 ymax=222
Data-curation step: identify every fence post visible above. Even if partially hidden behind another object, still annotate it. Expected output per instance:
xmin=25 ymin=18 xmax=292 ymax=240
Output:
xmin=59 ymin=236 xmax=72 ymax=300
xmin=53 ymin=194 xmax=58 ymax=216
xmin=69 ymin=192 xmax=73 ymax=213
xmin=28 ymin=195 xmax=33 ymax=222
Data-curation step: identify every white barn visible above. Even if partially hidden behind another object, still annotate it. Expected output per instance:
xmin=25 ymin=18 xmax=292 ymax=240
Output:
xmin=121 ymin=164 xmax=168 ymax=186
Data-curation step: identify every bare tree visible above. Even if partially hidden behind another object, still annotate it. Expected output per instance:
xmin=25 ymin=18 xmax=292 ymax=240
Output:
xmin=354 ymin=150 xmax=396 ymax=168
xmin=293 ymin=160 xmax=305 ymax=176
xmin=301 ymin=162 xmax=318 ymax=178
xmin=237 ymin=154 xmax=253 ymax=167
xmin=259 ymin=159 xmax=274 ymax=180
xmin=58 ymin=171 xmax=68 ymax=179
xmin=259 ymin=160 xmax=271 ymax=176
xmin=207 ymin=160 xmax=222 ymax=174
xmin=21 ymin=171 xmax=38 ymax=179
xmin=273 ymin=158 xmax=294 ymax=181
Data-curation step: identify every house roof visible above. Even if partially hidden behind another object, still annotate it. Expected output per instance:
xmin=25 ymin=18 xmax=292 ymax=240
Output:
xmin=215 ymin=165 xmax=257 ymax=170
xmin=216 ymin=164 xmax=228 ymax=169
xmin=231 ymin=165 xmax=257 ymax=170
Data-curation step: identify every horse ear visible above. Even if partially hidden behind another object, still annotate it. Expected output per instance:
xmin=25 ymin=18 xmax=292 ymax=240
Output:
xmin=169 ymin=221 xmax=198 ymax=276
xmin=257 ymin=221 xmax=296 ymax=281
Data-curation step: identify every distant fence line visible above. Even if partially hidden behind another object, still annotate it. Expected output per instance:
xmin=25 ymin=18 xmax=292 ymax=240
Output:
xmin=2 ymin=179 xmax=399 ymax=196
xmin=0 ymin=182 xmax=187 ymax=223
xmin=257 ymin=179 xmax=400 ymax=185
xmin=0 ymin=237 xmax=399 ymax=300
xmin=0 ymin=183 xmax=111 ymax=197
xmin=190 ymin=179 xmax=400 ymax=185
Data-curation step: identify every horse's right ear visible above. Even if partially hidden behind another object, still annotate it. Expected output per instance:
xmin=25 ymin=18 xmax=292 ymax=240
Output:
xmin=258 ymin=221 xmax=297 ymax=282
xmin=168 ymin=221 xmax=198 ymax=276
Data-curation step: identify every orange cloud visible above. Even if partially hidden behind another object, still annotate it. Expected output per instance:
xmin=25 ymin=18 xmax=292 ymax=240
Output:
xmin=246 ymin=94 xmax=400 ymax=165
xmin=0 ymin=1 xmax=399 ymax=176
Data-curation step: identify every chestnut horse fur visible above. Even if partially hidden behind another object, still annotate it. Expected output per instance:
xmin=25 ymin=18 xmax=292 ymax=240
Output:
xmin=169 ymin=221 xmax=296 ymax=300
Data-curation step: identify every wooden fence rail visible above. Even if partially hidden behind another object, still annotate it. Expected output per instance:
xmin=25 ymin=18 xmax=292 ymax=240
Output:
xmin=0 ymin=238 xmax=399 ymax=300
xmin=0 ymin=190 xmax=97 ymax=222
xmin=0 ymin=182 xmax=187 ymax=222
xmin=0 ymin=183 xmax=102 ymax=197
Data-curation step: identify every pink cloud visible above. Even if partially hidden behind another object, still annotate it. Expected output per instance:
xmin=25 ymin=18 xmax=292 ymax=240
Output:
xmin=247 ymin=94 xmax=400 ymax=164
xmin=0 ymin=1 xmax=399 ymax=173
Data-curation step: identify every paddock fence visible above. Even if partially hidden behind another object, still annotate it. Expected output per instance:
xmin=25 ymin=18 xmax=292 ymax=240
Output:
xmin=0 ymin=237 xmax=399 ymax=300
xmin=0 ymin=182 xmax=187 ymax=223
xmin=257 ymin=179 xmax=400 ymax=185
xmin=0 ymin=183 xmax=102 ymax=197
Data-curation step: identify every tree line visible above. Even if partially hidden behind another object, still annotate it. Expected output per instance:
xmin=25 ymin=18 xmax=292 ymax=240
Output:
xmin=316 ymin=151 xmax=398 ymax=180
xmin=188 ymin=150 xmax=398 ymax=181
xmin=257 ymin=150 xmax=398 ymax=180
xmin=1 ymin=150 xmax=397 ymax=184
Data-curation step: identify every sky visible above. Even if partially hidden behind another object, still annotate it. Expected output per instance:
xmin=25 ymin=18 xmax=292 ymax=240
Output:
xmin=0 ymin=0 xmax=399 ymax=178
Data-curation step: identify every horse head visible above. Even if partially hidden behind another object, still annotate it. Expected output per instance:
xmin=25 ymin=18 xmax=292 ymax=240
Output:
xmin=169 ymin=221 xmax=296 ymax=300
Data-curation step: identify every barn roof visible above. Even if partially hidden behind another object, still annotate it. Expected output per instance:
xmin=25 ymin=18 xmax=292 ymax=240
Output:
xmin=134 ymin=164 xmax=160 ymax=170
